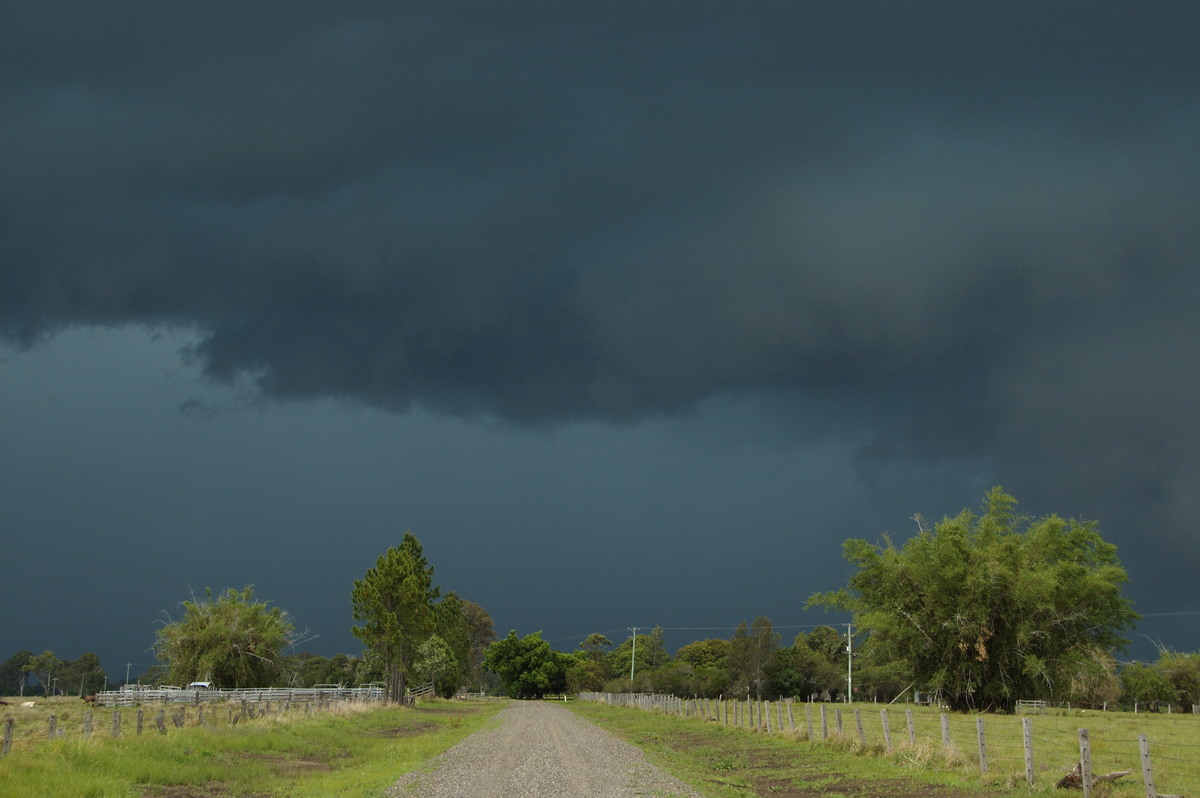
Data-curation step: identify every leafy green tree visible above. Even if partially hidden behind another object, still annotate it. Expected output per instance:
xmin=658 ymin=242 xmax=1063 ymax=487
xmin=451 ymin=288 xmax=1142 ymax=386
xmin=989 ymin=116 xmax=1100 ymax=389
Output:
xmin=484 ymin=631 xmax=568 ymax=698
xmin=676 ymin=639 xmax=732 ymax=670
xmin=57 ymin=652 xmax=108 ymax=696
xmin=609 ymin=627 xmax=669 ymax=680
xmin=25 ymin=651 xmax=62 ymax=696
xmin=0 ymin=650 xmax=34 ymax=696
xmin=1120 ymin=662 xmax=1177 ymax=706
xmin=351 ymin=533 xmax=440 ymax=703
xmin=810 ymin=488 xmax=1138 ymax=711
xmin=730 ymin=617 xmax=779 ymax=699
xmin=1156 ymin=650 xmax=1200 ymax=708
xmin=580 ymin=633 xmax=614 ymax=663
xmin=432 ymin=593 xmax=473 ymax=697
xmin=566 ymin=633 xmax=615 ymax=692
xmin=414 ymin=635 xmax=459 ymax=697
xmin=461 ymin=599 xmax=496 ymax=691
xmin=155 ymin=586 xmax=294 ymax=688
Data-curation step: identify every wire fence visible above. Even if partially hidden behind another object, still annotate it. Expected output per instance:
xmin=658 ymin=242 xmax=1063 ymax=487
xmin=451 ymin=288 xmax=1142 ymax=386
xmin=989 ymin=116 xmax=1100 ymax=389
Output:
xmin=579 ymin=693 xmax=1200 ymax=797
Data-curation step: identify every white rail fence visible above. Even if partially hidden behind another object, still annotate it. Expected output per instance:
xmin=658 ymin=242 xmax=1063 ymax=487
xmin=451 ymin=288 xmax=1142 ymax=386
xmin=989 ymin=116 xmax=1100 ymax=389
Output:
xmin=94 ymin=684 xmax=386 ymax=707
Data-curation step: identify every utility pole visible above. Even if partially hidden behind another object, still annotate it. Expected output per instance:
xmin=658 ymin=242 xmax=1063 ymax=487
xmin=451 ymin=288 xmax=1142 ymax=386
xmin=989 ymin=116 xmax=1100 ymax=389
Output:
xmin=846 ymin=622 xmax=853 ymax=705
xmin=628 ymin=627 xmax=639 ymax=683
xmin=126 ymin=662 xmax=132 ymax=686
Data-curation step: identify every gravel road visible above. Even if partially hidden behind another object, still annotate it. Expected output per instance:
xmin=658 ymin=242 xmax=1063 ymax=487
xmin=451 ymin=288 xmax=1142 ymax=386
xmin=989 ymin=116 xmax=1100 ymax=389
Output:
xmin=387 ymin=701 xmax=705 ymax=797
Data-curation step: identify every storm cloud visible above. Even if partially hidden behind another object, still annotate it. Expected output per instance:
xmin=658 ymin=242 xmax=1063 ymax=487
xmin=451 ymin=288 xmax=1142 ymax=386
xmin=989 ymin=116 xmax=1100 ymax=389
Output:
xmin=2 ymin=2 xmax=1198 ymax=665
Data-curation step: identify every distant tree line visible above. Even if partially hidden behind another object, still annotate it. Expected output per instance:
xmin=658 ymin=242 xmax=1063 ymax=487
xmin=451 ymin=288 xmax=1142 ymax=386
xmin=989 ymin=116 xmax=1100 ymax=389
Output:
xmin=481 ymin=489 xmax=1200 ymax=712
xmin=6 ymin=491 xmax=1197 ymax=711
xmin=3 ymin=532 xmax=496 ymax=701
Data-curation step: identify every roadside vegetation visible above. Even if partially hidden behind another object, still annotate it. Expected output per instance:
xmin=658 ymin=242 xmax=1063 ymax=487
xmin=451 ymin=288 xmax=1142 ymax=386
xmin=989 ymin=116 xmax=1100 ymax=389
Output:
xmin=570 ymin=698 xmax=1200 ymax=797
xmin=0 ymin=695 xmax=504 ymax=797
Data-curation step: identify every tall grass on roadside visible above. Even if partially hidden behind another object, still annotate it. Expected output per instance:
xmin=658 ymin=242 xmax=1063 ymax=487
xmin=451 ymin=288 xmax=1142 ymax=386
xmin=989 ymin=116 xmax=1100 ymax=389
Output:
xmin=0 ymin=698 xmax=506 ymax=798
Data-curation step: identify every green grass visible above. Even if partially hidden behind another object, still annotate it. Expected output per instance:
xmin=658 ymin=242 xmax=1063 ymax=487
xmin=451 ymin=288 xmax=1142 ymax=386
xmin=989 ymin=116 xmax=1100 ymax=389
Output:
xmin=569 ymin=699 xmax=1200 ymax=797
xmin=0 ymin=697 xmax=507 ymax=797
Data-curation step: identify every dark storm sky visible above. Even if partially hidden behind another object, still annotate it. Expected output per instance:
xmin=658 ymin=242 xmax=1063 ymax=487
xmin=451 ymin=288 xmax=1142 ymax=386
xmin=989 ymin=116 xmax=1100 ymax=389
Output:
xmin=2 ymin=2 xmax=1198 ymax=677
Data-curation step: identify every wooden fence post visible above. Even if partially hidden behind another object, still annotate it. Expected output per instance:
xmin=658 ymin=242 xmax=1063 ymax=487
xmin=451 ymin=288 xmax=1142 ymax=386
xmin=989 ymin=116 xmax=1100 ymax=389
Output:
xmin=1137 ymin=734 xmax=1155 ymax=798
xmin=1022 ymin=717 xmax=1034 ymax=786
xmin=855 ymin=709 xmax=865 ymax=746
xmin=976 ymin=716 xmax=988 ymax=775
xmin=906 ymin=709 xmax=915 ymax=744
xmin=805 ymin=702 xmax=813 ymax=738
xmin=777 ymin=699 xmax=784 ymax=732
xmin=112 ymin=709 xmax=121 ymax=739
xmin=83 ymin=709 xmax=93 ymax=739
xmin=1078 ymin=728 xmax=1093 ymax=798
xmin=155 ymin=710 xmax=166 ymax=734
xmin=47 ymin=714 xmax=57 ymax=741
xmin=787 ymin=700 xmax=795 ymax=731
xmin=881 ymin=709 xmax=892 ymax=750
xmin=835 ymin=708 xmax=843 ymax=735
xmin=136 ymin=708 xmax=144 ymax=735
xmin=2 ymin=717 xmax=13 ymax=755
xmin=940 ymin=713 xmax=950 ymax=750
xmin=820 ymin=703 xmax=828 ymax=739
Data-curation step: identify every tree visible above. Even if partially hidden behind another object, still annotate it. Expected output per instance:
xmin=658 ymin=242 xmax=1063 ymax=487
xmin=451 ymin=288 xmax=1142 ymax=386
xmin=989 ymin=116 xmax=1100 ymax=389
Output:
xmin=484 ymin=630 xmax=568 ymax=699
xmin=432 ymin=593 xmax=472 ymax=697
xmin=810 ymin=488 xmax=1138 ymax=711
xmin=0 ymin=650 xmax=34 ymax=696
xmin=25 ymin=651 xmax=62 ymax=696
xmin=494 ymin=631 xmax=568 ymax=698
xmin=351 ymin=532 xmax=439 ymax=703
xmin=1120 ymin=662 xmax=1177 ymax=706
xmin=580 ymin=633 xmax=614 ymax=663
xmin=414 ymin=635 xmax=458 ymax=696
xmin=460 ymin=599 xmax=496 ymax=691
xmin=730 ymin=617 xmax=779 ymax=699
xmin=676 ymin=639 xmax=732 ymax=670
xmin=609 ymin=627 xmax=669 ymax=680
xmin=155 ymin=586 xmax=294 ymax=688
xmin=1156 ymin=650 xmax=1200 ymax=708
xmin=57 ymin=652 xmax=107 ymax=696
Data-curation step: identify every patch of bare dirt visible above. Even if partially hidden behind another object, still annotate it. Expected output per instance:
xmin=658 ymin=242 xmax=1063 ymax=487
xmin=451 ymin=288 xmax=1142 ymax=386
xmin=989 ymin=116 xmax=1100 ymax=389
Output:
xmin=142 ymin=783 xmax=239 ymax=797
xmin=366 ymin=720 xmax=438 ymax=737
xmin=750 ymin=776 xmax=981 ymax=798
xmin=242 ymin=752 xmax=332 ymax=774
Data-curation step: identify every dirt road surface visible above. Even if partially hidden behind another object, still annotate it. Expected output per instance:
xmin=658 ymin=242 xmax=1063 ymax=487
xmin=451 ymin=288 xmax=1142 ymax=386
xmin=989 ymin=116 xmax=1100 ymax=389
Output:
xmin=387 ymin=700 xmax=704 ymax=797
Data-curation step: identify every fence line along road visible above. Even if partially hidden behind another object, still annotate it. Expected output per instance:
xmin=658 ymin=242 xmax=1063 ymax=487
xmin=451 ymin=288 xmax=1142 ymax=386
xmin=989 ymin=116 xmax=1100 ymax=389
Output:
xmin=579 ymin=692 xmax=1200 ymax=798
xmin=94 ymin=685 xmax=386 ymax=706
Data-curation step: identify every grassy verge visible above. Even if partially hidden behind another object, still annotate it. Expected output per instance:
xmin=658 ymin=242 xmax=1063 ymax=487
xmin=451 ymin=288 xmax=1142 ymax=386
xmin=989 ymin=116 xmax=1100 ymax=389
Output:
xmin=570 ymin=701 xmax=1003 ymax=798
xmin=570 ymin=700 xmax=1200 ymax=798
xmin=0 ymin=697 xmax=506 ymax=797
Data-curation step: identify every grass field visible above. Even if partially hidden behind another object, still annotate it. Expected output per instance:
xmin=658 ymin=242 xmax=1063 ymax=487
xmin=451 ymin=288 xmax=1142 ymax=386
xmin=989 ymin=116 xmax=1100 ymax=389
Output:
xmin=0 ymin=695 xmax=505 ymax=797
xmin=3 ymin=695 xmax=1194 ymax=797
xmin=571 ymin=698 xmax=1200 ymax=798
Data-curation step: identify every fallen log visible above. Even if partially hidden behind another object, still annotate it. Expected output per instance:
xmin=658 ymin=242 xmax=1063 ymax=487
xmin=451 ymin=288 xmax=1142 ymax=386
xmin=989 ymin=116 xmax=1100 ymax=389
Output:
xmin=1055 ymin=762 xmax=1132 ymax=790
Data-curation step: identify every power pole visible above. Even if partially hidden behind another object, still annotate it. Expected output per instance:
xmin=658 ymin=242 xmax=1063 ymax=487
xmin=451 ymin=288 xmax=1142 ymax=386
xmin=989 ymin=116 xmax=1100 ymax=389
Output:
xmin=628 ymin=627 xmax=639 ymax=683
xmin=846 ymin=622 xmax=853 ymax=705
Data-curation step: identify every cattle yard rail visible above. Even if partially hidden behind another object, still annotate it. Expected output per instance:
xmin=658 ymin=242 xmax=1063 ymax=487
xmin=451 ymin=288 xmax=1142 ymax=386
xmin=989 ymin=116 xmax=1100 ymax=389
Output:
xmin=94 ymin=685 xmax=385 ymax=707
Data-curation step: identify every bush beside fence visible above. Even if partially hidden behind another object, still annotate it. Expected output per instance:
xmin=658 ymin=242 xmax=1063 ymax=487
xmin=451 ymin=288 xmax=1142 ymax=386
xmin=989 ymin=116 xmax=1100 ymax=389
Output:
xmin=578 ymin=693 xmax=1200 ymax=798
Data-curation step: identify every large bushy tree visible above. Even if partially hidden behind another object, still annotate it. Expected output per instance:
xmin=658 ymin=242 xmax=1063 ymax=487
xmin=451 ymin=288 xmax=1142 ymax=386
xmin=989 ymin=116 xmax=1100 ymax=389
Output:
xmin=484 ymin=630 xmax=569 ymax=698
xmin=351 ymin=532 xmax=439 ymax=703
xmin=155 ymin=586 xmax=294 ymax=688
xmin=810 ymin=487 xmax=1137 ymax=711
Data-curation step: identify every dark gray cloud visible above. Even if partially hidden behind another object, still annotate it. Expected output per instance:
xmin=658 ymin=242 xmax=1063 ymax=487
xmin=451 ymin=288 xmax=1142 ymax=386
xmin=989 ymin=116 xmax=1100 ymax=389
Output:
xmin=2 ymin=3 xmax=1198 ymax=666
